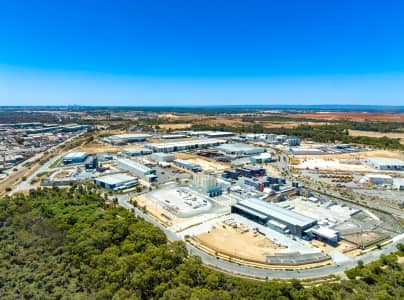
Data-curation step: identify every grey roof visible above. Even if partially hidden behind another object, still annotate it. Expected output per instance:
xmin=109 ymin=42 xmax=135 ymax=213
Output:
xmin=95 ymin=173 xmax=137 ymax=185
xmin=117 ymin=158 xmax=152 ymax=173
xmin=237 ymin=198 xmax=317 ymax=227
xmin=216 ymin=143 xmax=264 ymax=153
xmin=367 ymin=157 xmax=404 ymax=166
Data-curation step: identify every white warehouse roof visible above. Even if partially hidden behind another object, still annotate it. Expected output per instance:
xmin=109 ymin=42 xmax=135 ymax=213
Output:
xmin=95 ymin=173 xmax=137 ymax=185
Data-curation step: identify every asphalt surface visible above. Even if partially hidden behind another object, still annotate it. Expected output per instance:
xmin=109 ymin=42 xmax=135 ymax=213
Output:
xmin=116 ymin=193 xmax=404 ymax=280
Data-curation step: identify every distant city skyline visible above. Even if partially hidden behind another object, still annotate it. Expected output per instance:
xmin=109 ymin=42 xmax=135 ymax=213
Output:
xmin=1 ymin=1 xmax=404 ymax=106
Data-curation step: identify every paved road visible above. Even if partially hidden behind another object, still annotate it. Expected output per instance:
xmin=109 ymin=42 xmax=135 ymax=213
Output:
xmin=12 ymin=133 xmax=86 ymax=194
xmin=116 ymin=193 xmax=404 ymax=279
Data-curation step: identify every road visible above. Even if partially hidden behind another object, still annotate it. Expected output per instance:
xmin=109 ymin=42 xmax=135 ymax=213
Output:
xmin=115 ymin=193 xmax=404 ymax=280
xmin=11 ymin=132 xmax=86 ymax=194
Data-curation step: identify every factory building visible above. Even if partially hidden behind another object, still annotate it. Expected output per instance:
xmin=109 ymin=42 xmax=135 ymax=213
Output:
xmin=145 ymin=139 xmax=226 ymax=153
xmin=204 ymin=131 xmax=235 ymax=138
xmin=84 ymin=156 xmax=99 ymax=170
xmin=307 ymin=227 xmax=340 ymax=246
xmin=236 ymin=165 xmax=266 ymax=178
xmin=216 ymin=143 xmax=265 ymax=156
xmin=63 ymin=152 xmax=88 ymax=164
xmin=161 ymin=134 xmax=188 ymax=139
xmin=249 ymin=153 xmax=274 ymax=163
xmin=191 ymin=173 xmax=222 ymax=197
xmin=222 ymin=169 xmax=240 ymax=180
xmin=103 ymin=134 xmax=153 ymax=145
xmin=240 ymin=176 xmax=286 ymax=192
xmin=359 ymin=174 xmax=394 ymax=186
xmin=289 ymin=147 xmax=325 ymax=155
xmin=231 ymin=198 xmax=317 ymax=237
xmin=365 ymin=157 xmax=404 ymax=171
xmin=123 ymin=148 xmax=153 ymax=156
xmin=150 ymin=152 xmax=175 ymax=162
xmin=94 ymin=173 xmax=138 ymax=190
xmin=117 ymin=158 xmax=157 ymax=182
xmin=173 ymin=159 xmax=202 ymax=172
xmin=393 ymin=178 xmax=404 ymax=190
xmin=285 ymin=137 xmax=300 ymax=146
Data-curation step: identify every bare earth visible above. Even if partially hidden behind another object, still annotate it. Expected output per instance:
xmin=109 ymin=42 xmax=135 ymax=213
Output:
xmin=349 ymin=130 xmax=404 ymax=144
xmin=196 ymin=222 xmax=285 ymax=262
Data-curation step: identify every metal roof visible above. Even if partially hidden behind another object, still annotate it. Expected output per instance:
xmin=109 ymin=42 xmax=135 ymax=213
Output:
xmin=64 ymin=152 xmax=87 ymax=159
xmin=95 ymin=173 xmax=137 ymax=185
xmin=216 ymin=143 xmax=264 ymax=153
xmin=367 ymin=157 xmax=404 ymax=166
xmin=117 ymin=158 xmax=153 ymax=173
xmin=237 ymin=198 xmax=317 ymax=227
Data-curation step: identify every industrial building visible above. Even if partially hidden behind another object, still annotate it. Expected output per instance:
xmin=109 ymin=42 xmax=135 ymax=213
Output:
xmin=289 ymin=147 xmax=325 ymax=155
xmin=365 ymin=157 xmax=404 ymax=171
xmin=150 ymin=152 xmax=175 ymax=162
xmin=249 ymin=153 xmax=274 ymax=163
xmin=161 ymin=134 xmax=188 ymax=139
xmin=123 ymin=148 xmax=153 ymax=156
xmin=285 ymin=137 xmax=301 ymax=146
xmin=117 ymin=158 xmax=157 ymax=182
xmin=145 ymin=139 xmax=226 ymax=153
xmin=173 ymin=159 xmax=202 ymax=172
xmin=359 ymin=174 xmax=394 ymax=186
xmin=63 ymin=152 xmax=88 ymax=164
xmin=308 ymin=227 xmax=340 ymax=246
xmin=231 ymin=198 xmax=317 ymax=237
xmin=191 ymin=173 xmax=222 ymax=197
xmin=103 ymin=134 xmax=153 ymax=145
xmin=204 ymin=131 xmax=235 ymax=138
xmin=84 ymin=156 xmax=99 ymax=170
xmin=216 ymin=143 xmax=265 ymax=156
xmin=94 ymin=173 xmax=138 ymax=190
xmin=222 ymin=169 xmax=240 ymax=180
xmin=236 ymin=165 xmax=266 ymax=178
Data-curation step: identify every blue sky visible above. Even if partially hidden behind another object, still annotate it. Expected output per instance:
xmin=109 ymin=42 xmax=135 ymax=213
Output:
xmin=0 ymin=0 xmax=403 ymax=106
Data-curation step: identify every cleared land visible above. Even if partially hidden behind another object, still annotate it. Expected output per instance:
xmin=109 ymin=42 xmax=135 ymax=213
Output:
xmin=349 ymin=129 xmax=404 ymax=144
xmin=196 ymin=222 xmax=285 ymax=262
xmin=289 ymin=112 xmax=404 ymax=122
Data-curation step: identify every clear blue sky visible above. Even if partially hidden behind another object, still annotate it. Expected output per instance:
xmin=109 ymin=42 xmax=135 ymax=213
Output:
xmin=0 ymin=0 xmax=403 ymax=106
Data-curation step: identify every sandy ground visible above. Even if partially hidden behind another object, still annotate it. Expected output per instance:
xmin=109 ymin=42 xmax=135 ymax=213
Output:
xmin=349 ymin=130 xmax=404 ymax=144
xmin=294 ymin=158 xmax=371 ymax=172
xmin=293 ymin=149 xmax=403 ymax=160
xmin=196 ymin=222 xmax=285 ymax=262
xmin=159 ymin=123 xmax=192 ymax=129
xmin=310 ymin=239 xmax=357 ymax=255
xmin=174 ymin=152 xmax=230 ymax=171
xmin=289 ymin=112 xmax=404 ymax=122
xmin=134 ymin=194 xmax=185 ymax=226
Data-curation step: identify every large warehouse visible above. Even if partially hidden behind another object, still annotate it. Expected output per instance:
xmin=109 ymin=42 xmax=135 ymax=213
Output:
xmin=231 ymin=198 xmax=317 ymax=237
xmin=117 ymin=158 xmax=157 ymax=182
xmin=216 ymin=143 xmax=265 ymax=156
xmin=145 ymin=139 xmax=226 ymax=152
xmin=103 ymin=134 xmax=153 ymax=145
xmin=365 ymin=157 xmax=404 ymax=171
xmin=94 ymin=173 xmax=138 ymax=190
xmin=63 ymin=152 xmax=88 ymax=164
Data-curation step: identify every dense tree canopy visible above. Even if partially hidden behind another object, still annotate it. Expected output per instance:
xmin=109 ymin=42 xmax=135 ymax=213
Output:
xmin=0 ymin=186 xmax=403 ymax=299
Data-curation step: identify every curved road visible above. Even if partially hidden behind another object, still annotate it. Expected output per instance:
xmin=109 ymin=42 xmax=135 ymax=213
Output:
xmin=117 ymin=194 xmax=404 ymax=280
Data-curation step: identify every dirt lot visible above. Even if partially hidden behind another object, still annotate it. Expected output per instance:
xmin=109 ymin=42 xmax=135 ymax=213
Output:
xmin=174 ymin=152 xmax=230 ymax=171
xmin=349 ymin=130 xmax=404 ymax=144
xmin=289 ymin=112 xmax=404 ymax=122
xmin=196 ymin=222 xmax=285 ymax=262
xmin=159 ymin=123 xmax=192 ymax=130
xmin=310 ymin=239 xmax=357 ymax=256
xmin=134 ymin=194 xmax=185 ymax=226
xmin=293 ymin=149 xmax=403 ymax=160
